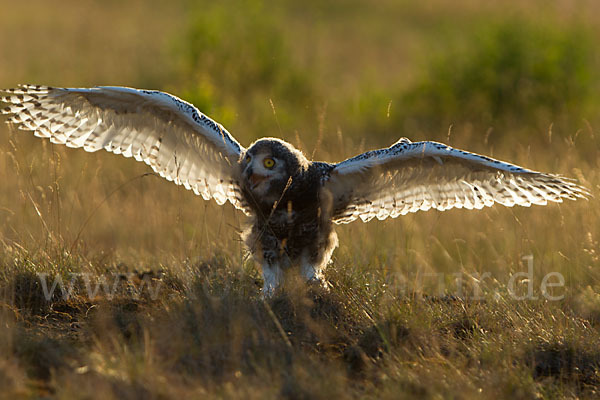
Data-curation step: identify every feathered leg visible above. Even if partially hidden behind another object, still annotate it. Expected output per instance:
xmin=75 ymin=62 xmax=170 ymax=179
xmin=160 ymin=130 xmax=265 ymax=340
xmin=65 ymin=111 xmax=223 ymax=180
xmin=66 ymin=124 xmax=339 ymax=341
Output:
xmin=262 ymin=262 xmax=284 ymax=297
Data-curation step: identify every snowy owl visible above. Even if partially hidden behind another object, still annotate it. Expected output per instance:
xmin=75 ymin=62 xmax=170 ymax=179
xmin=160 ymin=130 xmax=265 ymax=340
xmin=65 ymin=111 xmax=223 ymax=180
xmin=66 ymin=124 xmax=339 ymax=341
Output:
xmin=1 ymin=85 xmax=589 ymax=296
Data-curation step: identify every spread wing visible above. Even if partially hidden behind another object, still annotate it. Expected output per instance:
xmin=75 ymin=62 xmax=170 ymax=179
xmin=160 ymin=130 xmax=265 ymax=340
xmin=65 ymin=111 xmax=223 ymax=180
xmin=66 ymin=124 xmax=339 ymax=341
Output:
xmin=1 ymin=84 xmax=250 ymax=212
xmin=323 ymin=138 xmax=589 ymax=224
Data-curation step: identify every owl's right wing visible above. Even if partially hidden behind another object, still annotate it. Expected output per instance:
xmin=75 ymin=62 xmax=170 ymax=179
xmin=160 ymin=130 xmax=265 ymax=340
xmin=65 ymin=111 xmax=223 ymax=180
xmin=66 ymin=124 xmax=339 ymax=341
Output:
xmin=1 ymin=85 xmax=250 ymax=213
xmin=323 ymin=138 xmax=589 ymax=224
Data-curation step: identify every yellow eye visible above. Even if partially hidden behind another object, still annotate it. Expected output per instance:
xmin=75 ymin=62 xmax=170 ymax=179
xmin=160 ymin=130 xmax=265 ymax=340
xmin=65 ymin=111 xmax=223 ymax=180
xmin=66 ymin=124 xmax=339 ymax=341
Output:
xmin=263 ymin=158 xmax=275 ymax=169
xmin=245 ymin=155 xmax=251 ymax=163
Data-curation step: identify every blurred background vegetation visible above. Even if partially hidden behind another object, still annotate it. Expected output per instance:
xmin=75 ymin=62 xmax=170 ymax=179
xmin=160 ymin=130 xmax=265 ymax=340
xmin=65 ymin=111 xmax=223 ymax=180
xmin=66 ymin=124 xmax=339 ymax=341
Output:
xmin=1 ymin=0 xmax=600 ymax=398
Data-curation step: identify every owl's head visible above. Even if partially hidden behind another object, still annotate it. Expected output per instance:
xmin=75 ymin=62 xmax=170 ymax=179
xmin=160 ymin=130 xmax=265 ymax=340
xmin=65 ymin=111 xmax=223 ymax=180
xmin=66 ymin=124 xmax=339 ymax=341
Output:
xmin=241 ymin=138 xmax=309 ymax=204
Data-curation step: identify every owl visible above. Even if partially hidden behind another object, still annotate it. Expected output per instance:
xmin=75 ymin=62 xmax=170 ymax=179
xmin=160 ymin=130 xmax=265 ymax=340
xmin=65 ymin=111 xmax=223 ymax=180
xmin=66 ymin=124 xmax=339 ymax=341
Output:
xmin=1 ymin=85 xmax=589 ymax=296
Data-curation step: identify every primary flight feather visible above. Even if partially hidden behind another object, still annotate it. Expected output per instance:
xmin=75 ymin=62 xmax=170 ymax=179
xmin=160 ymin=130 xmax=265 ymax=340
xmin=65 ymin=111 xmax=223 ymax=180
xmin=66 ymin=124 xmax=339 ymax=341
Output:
xmin=1 ymin=85 xmax=589 ymax=296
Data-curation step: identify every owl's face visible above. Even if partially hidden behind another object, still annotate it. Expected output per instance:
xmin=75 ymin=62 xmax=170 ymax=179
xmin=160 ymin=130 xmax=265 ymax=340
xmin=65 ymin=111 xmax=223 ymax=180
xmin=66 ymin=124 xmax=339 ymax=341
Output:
xmin=241 ymin=138 xmax=308 ymax=205
xmin=242 ymin=150 xmax=287 ymax=197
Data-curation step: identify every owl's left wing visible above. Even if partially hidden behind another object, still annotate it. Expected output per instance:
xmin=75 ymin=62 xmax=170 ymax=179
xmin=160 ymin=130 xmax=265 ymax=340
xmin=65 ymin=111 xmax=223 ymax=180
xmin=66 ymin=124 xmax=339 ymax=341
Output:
xmin=322 ymin=138 xmax=589 ymax=224
xmin=1 ymin=85 xmax=251 ymax=213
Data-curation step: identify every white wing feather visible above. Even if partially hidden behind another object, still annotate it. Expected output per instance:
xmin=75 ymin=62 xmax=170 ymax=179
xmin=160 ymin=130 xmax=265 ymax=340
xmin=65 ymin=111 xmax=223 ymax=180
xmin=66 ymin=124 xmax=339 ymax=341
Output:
xmin=1 ymin=84 xmax=249 ymax=212
xmin=324 ymin=138 xmax=589 ymax=224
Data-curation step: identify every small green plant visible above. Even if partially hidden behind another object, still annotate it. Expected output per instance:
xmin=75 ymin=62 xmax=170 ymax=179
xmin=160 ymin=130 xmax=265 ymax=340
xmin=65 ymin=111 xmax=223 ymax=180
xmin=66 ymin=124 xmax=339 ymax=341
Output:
xmin=399 ymin=20 xmax=595 ymax=132
xmin=176 ymin=0 xmax=316 ymax=139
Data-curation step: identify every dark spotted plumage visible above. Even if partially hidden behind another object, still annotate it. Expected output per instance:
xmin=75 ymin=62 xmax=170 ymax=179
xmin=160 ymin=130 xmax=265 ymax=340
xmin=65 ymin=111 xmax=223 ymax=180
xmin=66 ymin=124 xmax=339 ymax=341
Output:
xmin=1 ymin=85 xmax=589 ymax=296
xmin=237 ymin=139 xmax=338 ymax=294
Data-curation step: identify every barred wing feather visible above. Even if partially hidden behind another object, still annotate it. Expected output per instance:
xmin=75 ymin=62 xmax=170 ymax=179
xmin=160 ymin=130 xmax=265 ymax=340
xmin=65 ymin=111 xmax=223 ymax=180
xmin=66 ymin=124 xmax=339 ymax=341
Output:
xmin=325 ymin=138 xmax=589 ymax=224
xmin=1 ymin=85 xmax=249 ymax=212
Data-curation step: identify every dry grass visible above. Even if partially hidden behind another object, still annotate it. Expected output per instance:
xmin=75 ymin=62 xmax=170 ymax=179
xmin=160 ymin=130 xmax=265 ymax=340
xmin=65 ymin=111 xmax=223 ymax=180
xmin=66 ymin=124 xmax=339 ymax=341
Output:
xmin=1 ymin=0 xmax=600 ymax=398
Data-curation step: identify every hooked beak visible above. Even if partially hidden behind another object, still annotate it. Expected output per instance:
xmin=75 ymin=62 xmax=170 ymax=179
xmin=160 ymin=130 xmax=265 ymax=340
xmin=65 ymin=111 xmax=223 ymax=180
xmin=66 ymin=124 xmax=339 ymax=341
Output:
xmin=249 ymin=173 xmax=268 ymax=189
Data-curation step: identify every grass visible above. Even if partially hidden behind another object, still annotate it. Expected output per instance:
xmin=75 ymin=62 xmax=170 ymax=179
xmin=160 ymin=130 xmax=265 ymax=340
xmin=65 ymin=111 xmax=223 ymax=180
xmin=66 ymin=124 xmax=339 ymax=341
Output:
xmin=1 ymin=0 xmax=600 ymax=398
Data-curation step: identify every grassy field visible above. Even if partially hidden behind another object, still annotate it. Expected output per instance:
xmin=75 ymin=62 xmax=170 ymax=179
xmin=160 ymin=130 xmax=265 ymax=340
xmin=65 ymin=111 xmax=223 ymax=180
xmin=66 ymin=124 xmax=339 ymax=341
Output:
xmin=1 ymin=0 xmax=600 ymax=398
